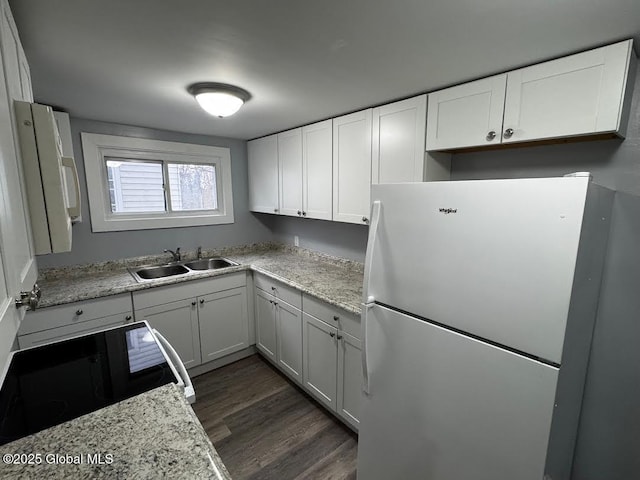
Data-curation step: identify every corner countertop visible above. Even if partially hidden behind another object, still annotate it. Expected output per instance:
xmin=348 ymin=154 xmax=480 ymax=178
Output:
xmin=0 ymin=384 xmax=231 ymax=480
xmin=36 ymin=244 xmax=364 ymax=315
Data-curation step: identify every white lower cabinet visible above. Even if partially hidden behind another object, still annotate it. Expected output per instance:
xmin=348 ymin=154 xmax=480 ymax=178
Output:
xmin=18 ymin=293 xmax=134 ymax=349
xmin=337 ymin=332 xmax=362 ymax=430
xmin=303 ymin=312 xmax=338 ymax=409
xmin=255 ymin=288 xmax=277 ymax=361
xmin=133 ymin=272 xmax=249 ymax=370
xmin=254 ymin=278 xmax=303 ymax=385
xmin=199 ymin=287 xmax=249 ymax=363
xmin=135 ymin=298 xmax=202 ymax=368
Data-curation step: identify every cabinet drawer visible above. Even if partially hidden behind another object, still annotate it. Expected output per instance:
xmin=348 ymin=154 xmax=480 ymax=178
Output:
xmin=254 ymin=274 xmax=302 ymax=309
xmin=20 ymin=293 xmax=133 ymax=335
xmin=18 ymin=314 xmax=129 ymax=349
xmin=303 ymin=294 xmax=360 ymax=339
xmin=133 ymin=272 xmax=246 ymax=310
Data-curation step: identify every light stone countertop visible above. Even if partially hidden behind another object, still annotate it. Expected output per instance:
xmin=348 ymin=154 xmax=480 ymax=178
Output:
xmin=0 ymin=384 xmax=231 ymax=479
xmin=36 ymin=243 xmax=365 ymax=315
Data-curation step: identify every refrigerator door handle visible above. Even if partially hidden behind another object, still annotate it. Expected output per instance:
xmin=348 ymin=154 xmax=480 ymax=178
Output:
xmin=362 ymin=200 xmax=382 ymax=304
xmin=361 ymin=303 xmax=373 ymax=395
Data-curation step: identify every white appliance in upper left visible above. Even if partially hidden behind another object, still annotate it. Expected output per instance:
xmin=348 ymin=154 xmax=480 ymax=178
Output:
xmin=14 ymin=101 xmax=80 ymax=254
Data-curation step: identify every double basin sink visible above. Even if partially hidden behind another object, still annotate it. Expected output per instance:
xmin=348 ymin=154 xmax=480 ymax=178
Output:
xmin=128 ymin=257 xmax=238 ymax=283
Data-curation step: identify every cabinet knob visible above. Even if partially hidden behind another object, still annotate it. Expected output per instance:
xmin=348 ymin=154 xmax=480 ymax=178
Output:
xmin=125 ymin=315 xmax=132 ymax=321
xmin=486 ymin=130 xmax=496 ymax=141
xmin=333 ymin=315 xmax=339 ymax=321
xmin=274 ymin=208 xmax=279 ymax=213
xmin=337 ymin=334 xmax=343 ymax=340
xmin=191 ymin=301 xmax=196 ymax=306
xmin=329 ymin=332 xmax=336 ymax=338
xmin=302 ymin=211 xmax=307 ymax=216
xmin=199 ymin=299 xmax=205 ymax=304
xmin=271 ymin=286 xmax=276 ymax=291
xmin=269 ymin=300 xmax=273 ymax=304
xmin=75 ymin=309 xmax=83 ymax=316
xmin=297 ymin=210 xmax=302 ymax=216
xmin=503 ymin=128 xmax=514 ymax=139
xmin=362 ymin=217 xmax=369 ymax=224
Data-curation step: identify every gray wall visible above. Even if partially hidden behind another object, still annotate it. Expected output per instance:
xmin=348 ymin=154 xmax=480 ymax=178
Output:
xmin=451 ymin=64 xmax=640 ymax=480
xmin=37 ymin=118 xmax=272 ymax=268
xmin=260 ymin=215 xmax=368 ymax=262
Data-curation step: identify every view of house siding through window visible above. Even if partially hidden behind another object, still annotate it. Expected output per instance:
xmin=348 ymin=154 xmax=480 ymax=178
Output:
xmin=106 ymin=158 xmax=217 ymax=213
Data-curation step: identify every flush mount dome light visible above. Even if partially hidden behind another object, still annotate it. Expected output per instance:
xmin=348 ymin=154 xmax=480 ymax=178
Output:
xmin=188 ymin=83 xmax=251 ymax=118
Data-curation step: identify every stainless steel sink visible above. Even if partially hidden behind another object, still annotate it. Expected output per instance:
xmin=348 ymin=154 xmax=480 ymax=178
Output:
xmin=132 ymin=264 xmax=190 ymax=281
xmin=183 ymin=258 xmax=237 ymax=271
xmin=128 ymin=257 xmax=238 ymax=282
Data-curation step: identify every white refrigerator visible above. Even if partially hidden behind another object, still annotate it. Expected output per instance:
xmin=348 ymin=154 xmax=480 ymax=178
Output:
xmin=357 ymin=175 xmax=613 ymax=480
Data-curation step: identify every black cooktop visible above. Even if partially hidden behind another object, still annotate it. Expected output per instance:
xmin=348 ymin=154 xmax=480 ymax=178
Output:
xmin=0 ymin=322 xmax=178 ymax=445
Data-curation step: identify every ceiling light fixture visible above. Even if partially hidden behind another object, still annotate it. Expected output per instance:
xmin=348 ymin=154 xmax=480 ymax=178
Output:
xmin=188 ymin=82 xmax=251 ymax=118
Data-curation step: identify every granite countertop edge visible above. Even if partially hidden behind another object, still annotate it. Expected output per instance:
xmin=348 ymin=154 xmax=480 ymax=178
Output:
xmin=36 ymin=244 xmax=364 ymax=316
xmin=0 ymin=383 xmax=231 ymax=479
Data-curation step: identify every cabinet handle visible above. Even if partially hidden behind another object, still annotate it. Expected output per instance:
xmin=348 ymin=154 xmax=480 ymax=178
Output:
xmin=329 ymin=332 xmax=336 ymax=338
xmin=337 ymin=334 xmax=343 ymax=340
xmin=297 ymin=210 xmax=302 ymax=216
xmin=362 ymin=217 xmax=369 ymax=223
xmin=75 ymin=309 xmax=83 ymax=315
xmin=302 ymin=211 xmax=307 ymax=216
xmin=191 ymin=301 xmax=196 ymax=306
xmin=486 ymin=130 xmax=496 ymax=141
xmin=125 ymin=315 xmax=132 ymax=322
xmin=333 ymin=315 xmax=339 ymax=321
xmin=199 ymin=299 xmax=205 ymax=305
xmin=503 ymin=128 xmax=514 ymax=139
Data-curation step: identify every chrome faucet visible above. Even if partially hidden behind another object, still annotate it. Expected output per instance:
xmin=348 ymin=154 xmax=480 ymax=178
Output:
xmin=164 ymin=247 xmax=181 ymax=262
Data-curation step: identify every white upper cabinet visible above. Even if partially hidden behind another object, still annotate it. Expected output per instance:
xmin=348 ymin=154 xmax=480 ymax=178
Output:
xmin=0 ymin=0 xmax=38 ymax=372
xmin=248 ymin=134 xmax=279 ymax=214
xmin=503 ymin=40 xmax=636 ymax=143
xmin=426 ymin=75 xmax=507 ymax=151
xmin=372 ymin=95 xmax=427 ymax=183
xmin=302 ymin=119 xmax=332 ymax=220
xmin=333 ymin=109 xmax=372 ymax=225
xmin=426 ymin=39 xmax=636 ymax=151
xmin=277 ymin=128 xmax=303 ymax=217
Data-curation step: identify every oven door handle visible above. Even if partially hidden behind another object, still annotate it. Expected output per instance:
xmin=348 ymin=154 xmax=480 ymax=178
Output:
xmin=152 ymin=328 xmax=195 ymax=404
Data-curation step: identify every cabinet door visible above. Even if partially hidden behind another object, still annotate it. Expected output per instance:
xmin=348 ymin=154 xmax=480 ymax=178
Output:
xmin=18 ymin=314 xmax=130 ymax=349
xmin=302 ymin=119 xmax=332 ymax=220
xmin=333 ymin=109 xmax=372 ymax=225
xmin=372 ymin=95 xmax=426 ymax=184
xmin=303 ymin=312 xmax=338 ymax=410
xmin=255 ymin=288 xmax=277 ymax=361
xmin=136 ymin=299 xmax=201 ymax=368
xmin=337 ymin=331 xmax=362 ymax=430
xmin=276 ymin=300 xmax=303 ymax=384
xmin=278 ymin=128 xmax=303 ymax=217
xmin=199 ymin=286 xmax=249 ymax=363
xmin=248 ymin=134 xmax=279 ymax=214
xmin=503 ymin=40 xmax=634 ymax=143
xmin=426 ymin=74 xmax=507 ymax=151
xmin=0 ymin=1 xmax=37 ymax=293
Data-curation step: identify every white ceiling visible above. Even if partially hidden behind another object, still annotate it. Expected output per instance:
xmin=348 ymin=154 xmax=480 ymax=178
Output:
xmin=10 ymin=0 xmax=640 ymax=140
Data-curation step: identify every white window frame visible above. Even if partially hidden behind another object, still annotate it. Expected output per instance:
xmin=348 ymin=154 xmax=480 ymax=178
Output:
xmin=81 ymin=133 xmax=234 ymax=232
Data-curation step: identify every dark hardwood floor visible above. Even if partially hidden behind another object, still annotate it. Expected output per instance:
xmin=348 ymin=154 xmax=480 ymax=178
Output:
xmin=192 ymin=355 xmax=358 ymax=480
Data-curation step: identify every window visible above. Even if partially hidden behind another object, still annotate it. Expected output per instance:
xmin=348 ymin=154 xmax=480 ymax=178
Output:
xmin=81 ymin=133 xmax=234 ymax=231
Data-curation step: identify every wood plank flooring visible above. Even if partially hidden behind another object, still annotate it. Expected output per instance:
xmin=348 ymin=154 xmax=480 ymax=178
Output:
xmin=192 ymin=355 xmax=358 ymax=480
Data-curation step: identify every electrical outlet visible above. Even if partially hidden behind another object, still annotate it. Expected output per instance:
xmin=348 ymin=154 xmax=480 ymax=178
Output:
xmin=294 ymin=235 xmax=299 ymax=247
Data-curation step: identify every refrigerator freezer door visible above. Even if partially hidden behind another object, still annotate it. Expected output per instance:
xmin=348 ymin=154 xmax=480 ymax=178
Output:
xmin=368 ymin=177 xmax=589 ymax=364
xmin=357 ymin=304 xmax=559 ymax=480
